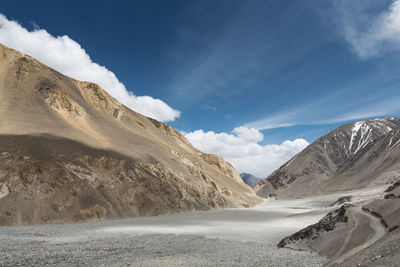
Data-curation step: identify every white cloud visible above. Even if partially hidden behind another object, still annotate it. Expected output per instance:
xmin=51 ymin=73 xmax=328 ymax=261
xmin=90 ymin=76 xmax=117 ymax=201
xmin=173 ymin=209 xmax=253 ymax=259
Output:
xmin=337 ymin=0 xmax=400 ymax=58
xmin=0 ymin=14 xmax=180 ymax=122
xmin=184 ymin=127 xmax=308 ymax=177
xmin=232 ymin=126 xmax=264 ymax=143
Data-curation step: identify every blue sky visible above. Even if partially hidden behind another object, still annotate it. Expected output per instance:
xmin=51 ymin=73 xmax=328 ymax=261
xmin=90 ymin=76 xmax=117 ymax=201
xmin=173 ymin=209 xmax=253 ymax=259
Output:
xmin=1 ymin=0 xmax=400 ymax=177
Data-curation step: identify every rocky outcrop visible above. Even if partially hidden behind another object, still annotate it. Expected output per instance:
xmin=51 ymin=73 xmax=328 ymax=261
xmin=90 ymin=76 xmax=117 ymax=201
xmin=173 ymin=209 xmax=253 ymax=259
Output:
xmin=277 ymin=205 xmax=350 ymax=248
xmin=200 ymin=154 xmax=243 ymax=183
xmin=38 ymin=79 xmax=86 ymax=118
xmin=385 ymin=180 xmax=400 ymax=195
xmin=329 ymin=196 xmax=352 ymax=207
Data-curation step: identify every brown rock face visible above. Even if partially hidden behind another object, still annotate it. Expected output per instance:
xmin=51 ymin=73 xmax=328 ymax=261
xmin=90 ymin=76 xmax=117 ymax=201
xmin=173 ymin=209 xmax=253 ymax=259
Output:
xmin=0 ymin=44 xmax=261 ymax=225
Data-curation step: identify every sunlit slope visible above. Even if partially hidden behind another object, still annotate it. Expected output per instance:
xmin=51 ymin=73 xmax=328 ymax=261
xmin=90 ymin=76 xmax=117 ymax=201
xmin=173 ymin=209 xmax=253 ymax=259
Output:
xmin=0 ymin=43 xmax=261 ymax=225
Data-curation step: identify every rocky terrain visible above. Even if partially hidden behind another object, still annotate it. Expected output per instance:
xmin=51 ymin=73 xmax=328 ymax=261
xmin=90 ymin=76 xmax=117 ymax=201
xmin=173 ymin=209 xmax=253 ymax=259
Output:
xmin=240 ymin=173 xmax=262 ymax=187
xmin=250 ymin=118 xmax=400 ymax=265
xmin=278 ymin=204 xmax=350 ymax=250
xmin=0 ymin=43 xmax=261 ymax=225
xmin=2 ymin=41 xmax=400 ymax=266
xmin=0 ymin=193 xmax=334 ymax=267
xmin=361 ymin=182 xmax=400 ymax=233
xmin=339 ymin=193 xmax=400 ymax=265
xmin=277 ymin=188 xmax=390 ymax=265
xmin=255 ymin=117 xmax=400 ymax=198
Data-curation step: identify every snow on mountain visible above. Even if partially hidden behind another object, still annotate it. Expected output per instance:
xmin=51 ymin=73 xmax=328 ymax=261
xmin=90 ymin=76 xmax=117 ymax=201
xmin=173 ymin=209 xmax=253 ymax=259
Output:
xmin=255 ymin=117 xmax=400 ymax=198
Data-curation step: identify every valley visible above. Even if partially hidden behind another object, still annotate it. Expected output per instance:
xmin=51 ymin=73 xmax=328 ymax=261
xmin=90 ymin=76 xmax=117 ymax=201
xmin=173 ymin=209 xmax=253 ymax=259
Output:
xmin=0 ymin=186 xmax=387 ymax=266
xmin=1 ymin=25 xmax=400 ymax=266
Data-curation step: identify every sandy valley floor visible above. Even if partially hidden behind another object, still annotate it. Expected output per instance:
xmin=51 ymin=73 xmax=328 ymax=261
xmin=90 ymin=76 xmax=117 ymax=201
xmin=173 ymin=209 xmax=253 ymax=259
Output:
xmin=0 ymin=187 xmax=387 ymax=266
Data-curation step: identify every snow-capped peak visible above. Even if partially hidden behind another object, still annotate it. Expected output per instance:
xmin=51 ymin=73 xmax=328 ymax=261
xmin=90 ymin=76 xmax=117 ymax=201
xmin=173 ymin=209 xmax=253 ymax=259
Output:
xmin=348 ymin=119 xmax=395 ymax=155
xmin=349 ymin=121 xmax=366 ymax=152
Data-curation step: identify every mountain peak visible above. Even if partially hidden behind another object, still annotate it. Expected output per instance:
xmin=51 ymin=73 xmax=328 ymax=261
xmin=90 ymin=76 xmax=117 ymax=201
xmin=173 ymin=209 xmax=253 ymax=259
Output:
xmin=315 ymin=117 xmax=400 ymax=167
xmin=0 ymin=43 xmax=261 ymax=225
xmin=255 ymin=117 xmax=400 ymax=198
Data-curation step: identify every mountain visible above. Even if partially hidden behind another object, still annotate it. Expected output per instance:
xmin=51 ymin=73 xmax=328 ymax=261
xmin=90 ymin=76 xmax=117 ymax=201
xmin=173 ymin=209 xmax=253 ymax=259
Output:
xmin=267 ymin=118 xmax=400 ymax=264
xmin=255 ymin=117 xmax=400 ymax=198
xmin=0 ymin=44 xmax=261 ymax=225
xmin=240 ymin=173 xmax=262 ymax=187
xmin=253 ymin=179 xmax=276 ymax=198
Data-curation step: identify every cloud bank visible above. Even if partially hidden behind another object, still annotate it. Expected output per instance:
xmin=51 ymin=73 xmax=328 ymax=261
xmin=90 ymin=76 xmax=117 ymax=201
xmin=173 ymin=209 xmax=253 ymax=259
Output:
xmin=0 ymin=14 xmax=180 ymax=122
xmin=184 ymin=127 xmax=308 ymax=177
xmin=336 ymin=0 xmax=400 ymax=58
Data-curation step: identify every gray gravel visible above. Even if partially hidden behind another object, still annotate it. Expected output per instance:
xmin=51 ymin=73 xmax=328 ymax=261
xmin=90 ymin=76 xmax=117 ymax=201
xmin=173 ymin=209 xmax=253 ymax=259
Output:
xmin=0 ymin=229 xmax=325 ymax=267
xmin=0 ymin=194 xmax=356 ymax=267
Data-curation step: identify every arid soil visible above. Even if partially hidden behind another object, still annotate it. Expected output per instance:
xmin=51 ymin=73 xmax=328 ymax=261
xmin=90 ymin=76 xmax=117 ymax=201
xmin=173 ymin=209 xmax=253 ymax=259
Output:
xmin=0 ymin=195 xmax=336 ymax=266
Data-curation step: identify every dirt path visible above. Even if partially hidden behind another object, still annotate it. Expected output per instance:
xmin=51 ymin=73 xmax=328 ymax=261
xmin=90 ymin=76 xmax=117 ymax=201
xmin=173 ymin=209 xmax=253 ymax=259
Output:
xmin=328 ymin=206 xmax=386 ymax=265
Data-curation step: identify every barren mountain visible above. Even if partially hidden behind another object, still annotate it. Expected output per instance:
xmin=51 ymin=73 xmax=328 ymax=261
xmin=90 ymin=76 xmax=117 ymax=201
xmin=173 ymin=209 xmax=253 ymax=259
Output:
xmin=253 ymin=179 xmax=276 ymax=198
xmin=240 ymin=173 xmax=262 ymax=187
xmin=255 ymin=118 xmax=400 ymax=198
xmin=257 ymin=118 xmax=400 ymax=265
xmin=0 ymin=44 xmax=261 ymax=225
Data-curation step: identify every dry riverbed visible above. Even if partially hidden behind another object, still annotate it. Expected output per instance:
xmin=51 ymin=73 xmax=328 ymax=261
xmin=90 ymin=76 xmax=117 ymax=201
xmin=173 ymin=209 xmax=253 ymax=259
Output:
xmin=0 ymin=187 xmax=387 ymax=266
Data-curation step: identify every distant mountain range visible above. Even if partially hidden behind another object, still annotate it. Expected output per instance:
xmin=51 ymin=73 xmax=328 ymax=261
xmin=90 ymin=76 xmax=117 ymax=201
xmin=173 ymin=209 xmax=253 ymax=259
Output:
xmin=255 ymin=117 xmax=400 ymax=198
xmin=0 ymin=44 xmax=261 ymax=225
xmin=240 ymin=173 xmax=262 ymax=187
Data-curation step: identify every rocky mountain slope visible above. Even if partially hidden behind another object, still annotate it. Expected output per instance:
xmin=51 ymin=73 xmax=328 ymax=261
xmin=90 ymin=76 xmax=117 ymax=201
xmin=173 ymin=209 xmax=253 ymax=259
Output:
xmin=253 ymin=179 xmax=276 ymax=198
xmin=339 ymin=190 xmax=400 ymax=266
xmin=363 ymin=182 xmax=400 ymax=232
xmin=0 ymin=44 xmax=261 ymax=225
xmin=258 ymin=118 xmax=400 ymax=265
xmin=240 ymin=173 xmax=262 ymax=187
xmin=255 ymin=117 xmax=400 ymax=198
xmin=277 ymin=183 xmax=400 ymax=266
xmin=277 ymin=204 xmax=351 ymax=254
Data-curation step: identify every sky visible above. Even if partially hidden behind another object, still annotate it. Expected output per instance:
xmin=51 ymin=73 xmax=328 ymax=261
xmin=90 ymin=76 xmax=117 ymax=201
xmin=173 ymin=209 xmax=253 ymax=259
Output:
xmin=1 ymin=0 xmax=400 ymax=177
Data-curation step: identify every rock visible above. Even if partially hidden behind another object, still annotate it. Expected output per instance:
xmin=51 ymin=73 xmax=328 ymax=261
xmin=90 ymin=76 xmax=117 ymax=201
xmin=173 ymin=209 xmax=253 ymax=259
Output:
xmin=277 ymin=205 xmax=350 ymax=248
xmin=329 ymin=195 xmax=352 ymax=207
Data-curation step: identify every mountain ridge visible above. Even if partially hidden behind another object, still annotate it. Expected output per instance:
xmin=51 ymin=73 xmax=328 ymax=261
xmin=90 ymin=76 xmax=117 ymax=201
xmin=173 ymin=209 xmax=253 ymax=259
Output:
xmin=255 ymin=117 xmax=400 ymax=198
xmin=0 ymin=43 xmax=261 ymax=225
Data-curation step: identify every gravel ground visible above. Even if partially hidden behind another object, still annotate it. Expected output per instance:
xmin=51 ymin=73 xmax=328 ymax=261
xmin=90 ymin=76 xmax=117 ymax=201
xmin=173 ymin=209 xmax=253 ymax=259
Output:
xmin=3 ymin=189 xmax=385 ymax=267
xmin=0 ymin=189 xmax=388 ymax=266
xmin=0 ymin=196 xmax=331 ymax=266
xmin=0 ymin=231 xmax=325 ymax=266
